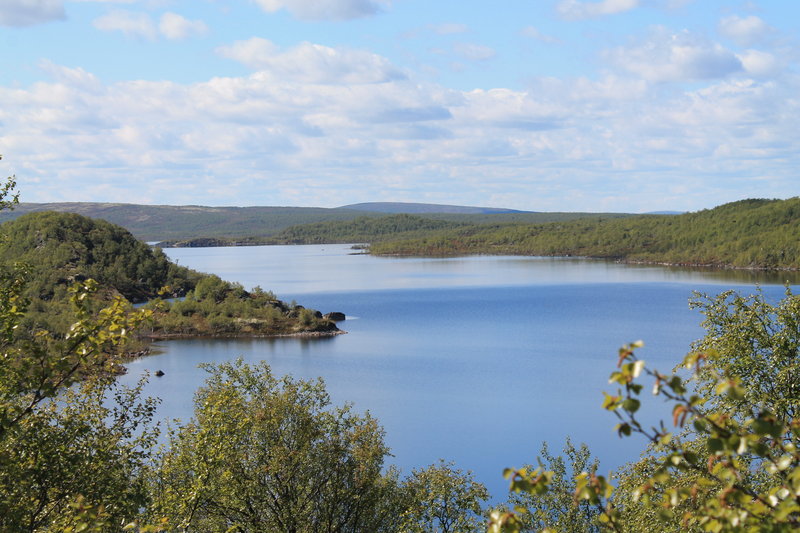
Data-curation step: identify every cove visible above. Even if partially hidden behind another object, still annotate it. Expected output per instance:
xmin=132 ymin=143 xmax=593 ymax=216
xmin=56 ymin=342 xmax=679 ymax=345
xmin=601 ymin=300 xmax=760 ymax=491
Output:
xmin=118 ymin=244 xmax=798 ymax=500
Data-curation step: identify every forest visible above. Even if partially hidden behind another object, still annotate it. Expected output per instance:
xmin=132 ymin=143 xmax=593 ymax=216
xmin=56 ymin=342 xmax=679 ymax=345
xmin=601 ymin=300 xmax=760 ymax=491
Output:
xmin=0 ymin=211 xmax=338 ymax=351
xmin=366 ymin=198 xmax=800 ymax=270
xmin=155 ymin=198 xmax=800 ymax=271
xmin=1 ymin=175 xmax=799 ymax=531
xmin=0 ymin=201 xmax=626 ymax=243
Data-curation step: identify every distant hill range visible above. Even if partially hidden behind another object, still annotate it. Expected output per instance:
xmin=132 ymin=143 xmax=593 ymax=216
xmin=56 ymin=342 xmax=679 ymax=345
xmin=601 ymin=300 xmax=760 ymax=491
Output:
xmin=0 ymin=203 xmax=371 ymax=241
xmin=0 ymin=201 xmax=620 ymax=241
xmin=339 ymin=202 xmax=527 ymax=214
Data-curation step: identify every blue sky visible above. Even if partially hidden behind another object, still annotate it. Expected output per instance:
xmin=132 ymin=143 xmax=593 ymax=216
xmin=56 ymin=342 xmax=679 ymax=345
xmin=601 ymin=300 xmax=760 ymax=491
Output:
xmin=1 ymin=0 xmax=798 ymax=212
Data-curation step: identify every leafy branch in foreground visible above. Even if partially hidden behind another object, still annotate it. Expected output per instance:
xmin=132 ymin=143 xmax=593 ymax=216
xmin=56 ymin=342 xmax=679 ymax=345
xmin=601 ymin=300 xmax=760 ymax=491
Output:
xmin=491 ymin=290 xmax=800 ymax=532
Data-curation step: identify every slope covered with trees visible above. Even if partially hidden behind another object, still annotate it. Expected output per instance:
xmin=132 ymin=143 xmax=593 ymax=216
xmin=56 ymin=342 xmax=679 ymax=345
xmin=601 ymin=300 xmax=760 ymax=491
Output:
xmin=0 ymin=201 xmax=632 ymax=243
xmin=0 ymin=211 xmax=201 ymax=303
xmin=0 ymin=211 xmax=337 ymax=341
xmin=268 ymin=214 xmax=469 ymax=245
xmin=371 ymin=198 xmax=800 ymax=270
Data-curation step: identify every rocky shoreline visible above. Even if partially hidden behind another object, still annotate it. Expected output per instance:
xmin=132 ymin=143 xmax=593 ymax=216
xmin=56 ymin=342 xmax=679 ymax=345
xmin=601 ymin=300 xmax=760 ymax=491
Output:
xmin=142 ymin=329 xmax=347 ymax=341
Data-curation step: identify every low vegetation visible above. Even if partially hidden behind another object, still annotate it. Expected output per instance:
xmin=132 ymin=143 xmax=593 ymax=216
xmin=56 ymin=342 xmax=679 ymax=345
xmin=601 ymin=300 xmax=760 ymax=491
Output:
xmin=146 ymin=275 xmax=337 ymax=338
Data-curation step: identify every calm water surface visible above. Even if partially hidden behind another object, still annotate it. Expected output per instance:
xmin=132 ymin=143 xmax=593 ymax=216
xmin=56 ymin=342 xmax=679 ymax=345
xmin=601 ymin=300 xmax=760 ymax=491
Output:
xmin=119 ymin=244 xmax=797 ymax=500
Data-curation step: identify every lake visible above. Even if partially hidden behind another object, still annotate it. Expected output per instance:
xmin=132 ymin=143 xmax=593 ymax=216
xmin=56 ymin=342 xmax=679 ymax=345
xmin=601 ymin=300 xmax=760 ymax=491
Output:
xmin=118 ymin=244 xmax=798 ymax=500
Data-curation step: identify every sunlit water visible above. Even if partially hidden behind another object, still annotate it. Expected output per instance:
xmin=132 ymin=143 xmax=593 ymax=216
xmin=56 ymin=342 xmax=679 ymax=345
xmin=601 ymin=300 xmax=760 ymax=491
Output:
xmin=119 ymin=244 xmax=797 ymax=500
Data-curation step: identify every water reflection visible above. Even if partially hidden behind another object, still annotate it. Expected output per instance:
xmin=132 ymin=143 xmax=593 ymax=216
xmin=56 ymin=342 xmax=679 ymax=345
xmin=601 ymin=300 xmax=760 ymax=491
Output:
xmin=123 ymin=245 xmax=798 ymax=502
xmin=163 ymin=244 xmax=797 ymax=298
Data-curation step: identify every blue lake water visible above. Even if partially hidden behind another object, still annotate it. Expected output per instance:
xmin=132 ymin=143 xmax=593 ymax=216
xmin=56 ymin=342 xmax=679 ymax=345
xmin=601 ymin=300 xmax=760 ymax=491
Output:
xmin=118 ymin=244 xmax=798 ymax=500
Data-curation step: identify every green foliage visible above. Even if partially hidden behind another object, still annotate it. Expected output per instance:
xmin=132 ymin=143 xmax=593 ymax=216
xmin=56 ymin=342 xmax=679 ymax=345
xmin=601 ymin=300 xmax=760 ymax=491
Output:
xmin=147 ymin=275 xmax=337 ymax=337
xmin=0 ymin=177 xmax=160 ymax=530
xmin=400 ymin=460 xmax=489 ymax=533
xmin=689 ymin=289 xmax=800 ymax=421
xmin=373 ymin=197 xmax=800 ymax=270
xmin=500 ymin=440 xmax=602 ymax=532
xmin=0 ymin=377 xmax=159 ymax=531
xmin=148 ymin=359 xmax=400 ymax=532
xmin=0 ymin=211 xmax=201 ymax=304
xmin=0 ymin=211 xmax=337 ymax=340
xmin=492 ymin=290 xmax=800 ymax=532
xmin=268 ymin=214 xmax=469 ymax=245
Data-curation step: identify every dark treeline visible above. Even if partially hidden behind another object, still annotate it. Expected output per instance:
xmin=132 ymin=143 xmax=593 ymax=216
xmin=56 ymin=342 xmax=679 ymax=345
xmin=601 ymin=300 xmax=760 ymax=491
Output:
xmin=270 ymin=214 xmax=469 ymax=244
xmin=0 ymin=202 xmax=630 ymax=243
xmin=156 ymin=214 xmax=467 ymax=247
xmin=370 ymin=198 xmax=800 ymax=270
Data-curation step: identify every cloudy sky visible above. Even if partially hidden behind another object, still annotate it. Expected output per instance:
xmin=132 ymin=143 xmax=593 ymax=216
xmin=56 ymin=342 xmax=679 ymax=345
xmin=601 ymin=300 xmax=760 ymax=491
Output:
xmin=1 ymin=0 xmax=798 ymax=212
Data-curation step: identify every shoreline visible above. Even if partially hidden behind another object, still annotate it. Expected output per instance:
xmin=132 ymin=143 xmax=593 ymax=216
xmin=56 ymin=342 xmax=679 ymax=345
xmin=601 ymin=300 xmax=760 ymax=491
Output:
xmin=141 ymin=329 xmax=347 ymax=341
xmin=372 ymin=250 xmax=800 ymax=272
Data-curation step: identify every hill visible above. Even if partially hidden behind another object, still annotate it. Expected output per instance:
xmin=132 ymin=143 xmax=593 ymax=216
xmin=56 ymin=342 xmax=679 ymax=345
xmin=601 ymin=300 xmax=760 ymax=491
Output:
xmin=0 ymin=202 xmax=632 ymax=242
xmin=370 ymin=198 xmax=800 ymax=270
xmin=0 ymin=212 xmax=338 ymax=339
xmin=338 ymin=202 xmax=526 ymax=214
xmin=0 ymin=203 xmax=375 ymax=242
xmin=0 ymin=211 xmax=201 ymax=304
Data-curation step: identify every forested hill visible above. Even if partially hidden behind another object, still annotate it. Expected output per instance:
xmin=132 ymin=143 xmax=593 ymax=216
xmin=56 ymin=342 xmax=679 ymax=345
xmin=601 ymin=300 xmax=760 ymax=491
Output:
xmin=0 ymin=212 xmax=338 ymax=338
xmin=339 ymin=202 xmax=525 ymax=214
xmin=0 ymin=211 xmax=201 ymax=303
xmin=370 ymin=198 xmax=800 ymax=270
xmin=0 ymin=202 xmax=630 ymax=242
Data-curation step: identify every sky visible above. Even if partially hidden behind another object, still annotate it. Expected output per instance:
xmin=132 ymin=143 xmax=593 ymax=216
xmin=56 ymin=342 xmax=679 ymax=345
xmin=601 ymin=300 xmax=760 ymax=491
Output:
xmin=0 ymin=0 xmax=798 ymax=212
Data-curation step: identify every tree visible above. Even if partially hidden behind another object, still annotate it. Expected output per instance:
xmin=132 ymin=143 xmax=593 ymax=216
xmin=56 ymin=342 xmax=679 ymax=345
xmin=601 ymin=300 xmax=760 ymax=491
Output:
xmin=490 ymin=289 xmax=800 ymax=532
xmin=400 ymin=459 xmax=489 ymax=533
xmin=500 ymin=439 xmax=601 ymax=532
xmin=149 ymin=359 xmax=400 ymax=532
xmin=0 ymin=376 xmax=159 ymax=531
xmin=0 ymin=170 xmax=160 ymax=531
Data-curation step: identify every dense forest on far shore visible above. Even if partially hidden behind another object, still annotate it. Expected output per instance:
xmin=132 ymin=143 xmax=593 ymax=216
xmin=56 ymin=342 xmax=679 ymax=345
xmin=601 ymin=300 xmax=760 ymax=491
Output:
xmin=168 ymin=197 xmax=799 ymax=271
xmin=0 ymin=201 xmax=631 ymax=242
xmin=364 ymin=198 xmax=799 ymax=270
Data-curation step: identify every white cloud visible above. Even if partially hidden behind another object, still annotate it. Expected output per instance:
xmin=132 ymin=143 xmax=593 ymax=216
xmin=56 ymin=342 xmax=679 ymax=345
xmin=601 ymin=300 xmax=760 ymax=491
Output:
xmin=216 ymin=38 xmax=406 ymax=84
xmin=38 ymin=60 xmax=102 ymax=90
xmin=93 ymin=10 xmax=157 ymax=40
xmin=719 ymin=15 xmax=771 ymax=47
xmin=2 ymin=47 xmax=799 ymax=210
xmin=159 ymin=12 xmax=208 ymax=40
xmin=0 ymin=0 xmax=64 ymax=27
xmin=251 ymin=0 xmax=387 ymax=21
xmin=557 ymin=0 xmax=639 ymax=20
xmin=520 ymin=26 xmax=561 ymax=44
xmin=93 ymin=10 xmax=208 ymax=41
xmin=453 ymin=43 xmax=495 ymax=62
xmin=605 ymin=28 xmax=743 ymax=82
xmin=737 ymin=49 xmax=780 ymax=78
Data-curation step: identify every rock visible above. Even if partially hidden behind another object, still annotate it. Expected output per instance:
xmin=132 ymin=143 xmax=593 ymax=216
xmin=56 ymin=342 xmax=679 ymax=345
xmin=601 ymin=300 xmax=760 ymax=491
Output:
xmin=324 ymin=312 xmax=346 ymax=321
